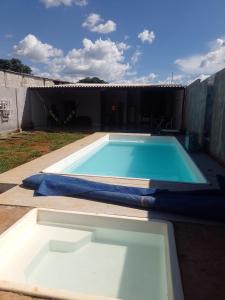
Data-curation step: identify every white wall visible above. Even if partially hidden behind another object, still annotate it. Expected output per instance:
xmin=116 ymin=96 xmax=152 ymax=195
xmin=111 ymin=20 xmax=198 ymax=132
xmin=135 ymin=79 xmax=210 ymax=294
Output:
xmin=30 ymin=91 xmax=48 ymax=129
xmin=0 ymin=87 xmax=31 ymax=133
xmin=0 ymin=70 xmax=56 ymax=88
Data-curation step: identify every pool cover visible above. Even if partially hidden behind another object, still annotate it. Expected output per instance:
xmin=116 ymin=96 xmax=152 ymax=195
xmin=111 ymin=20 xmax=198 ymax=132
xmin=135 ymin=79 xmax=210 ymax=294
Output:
xmin=23 ymin=173 xmax=225 ymax=221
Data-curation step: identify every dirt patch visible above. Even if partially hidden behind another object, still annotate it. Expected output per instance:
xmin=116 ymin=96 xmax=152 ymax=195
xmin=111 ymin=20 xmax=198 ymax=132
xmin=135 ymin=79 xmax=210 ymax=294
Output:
xmin=174 ymin=221 xmax=225 ymax=300
xmin=0 ymin=206 xmax=31 ymax=234
xmin=0 ymin=291 xmax=46 ymax=300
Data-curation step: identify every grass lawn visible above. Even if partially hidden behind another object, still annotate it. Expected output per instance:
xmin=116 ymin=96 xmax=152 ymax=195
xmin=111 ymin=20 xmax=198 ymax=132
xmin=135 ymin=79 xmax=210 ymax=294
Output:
xmin=0 ymin=131 xmax=89 ymax=174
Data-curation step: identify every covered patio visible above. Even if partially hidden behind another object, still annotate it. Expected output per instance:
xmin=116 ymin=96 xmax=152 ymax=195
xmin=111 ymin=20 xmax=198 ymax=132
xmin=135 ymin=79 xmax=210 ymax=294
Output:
xmin=29 ymin=83 xmax=185 ymax=133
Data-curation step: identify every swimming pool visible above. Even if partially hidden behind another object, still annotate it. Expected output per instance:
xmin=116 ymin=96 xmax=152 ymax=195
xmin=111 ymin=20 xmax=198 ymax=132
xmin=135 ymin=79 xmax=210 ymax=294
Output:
xmin=0 ymin=209 xmax=183 ymax=300
xmin=44 ymin=134 xmax=207 ymax=184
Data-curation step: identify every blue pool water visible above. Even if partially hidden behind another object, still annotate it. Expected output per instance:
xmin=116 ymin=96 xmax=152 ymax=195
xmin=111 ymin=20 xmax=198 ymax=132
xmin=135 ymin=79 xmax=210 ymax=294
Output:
xmin=63 ymin=140 xmax=205 ymax=183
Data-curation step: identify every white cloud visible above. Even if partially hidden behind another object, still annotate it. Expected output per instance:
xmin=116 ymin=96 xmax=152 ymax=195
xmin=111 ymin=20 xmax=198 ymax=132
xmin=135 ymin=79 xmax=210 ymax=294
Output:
xmin=133 ymin=73 xmax=156 ymax=83
xmin=5 ymin=33 xmax=13 ymax=39
xmin=117 ymin=42 xmax=130 ymax=51
xmin=82 ymin=13 xmax=101 ymax=28
xmin=12 ymin=34 xmax=130 ymax=82
xmin=186 ymin=74 xmax=210 ymax=85
xmin=195 ymin=74 xmax=210 ymax=81
xmin=215 ymin=38 xmax=225 ymax=48
xmin=157 ymin=73 xmax=211 ymax=85
xmin=131 ymin=49 xmax=142 ymax=65
xmin=138 ymin=29 xmax=155 ymax=44
xmin=171 ymin=74 xmax=185 ymax=83
xmin=40 ymin=0 xmax=87 ymax=8
xmin=30 ymin=66 xmax=40 ymax=74
xmin=175 ymin=37 xmax=225 ymax=75
xmin=13 ymin=34 xmax=63 ymax=63
xmin=48 ymin=38 xmax=129 ymax=82
xmin=120 ymin=73 xmax=157 ymax=84
xmin=82 ymin=13 xmax=116 ymax=34
xmin=126 ymin=71 xmax=137 ymax=77
xmin=157 ymin=74 xmax=186 ymax=85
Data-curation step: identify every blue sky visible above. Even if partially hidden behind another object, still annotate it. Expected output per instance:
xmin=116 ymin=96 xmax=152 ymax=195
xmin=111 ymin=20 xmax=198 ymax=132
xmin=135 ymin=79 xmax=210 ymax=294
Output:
xmin=1 ymin=0 xmax=225 ymax=83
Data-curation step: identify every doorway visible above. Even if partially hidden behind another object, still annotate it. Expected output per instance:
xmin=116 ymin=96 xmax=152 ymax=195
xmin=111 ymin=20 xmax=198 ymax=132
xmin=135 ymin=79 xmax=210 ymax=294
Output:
xmin=101 ymin=92 xmax=125 ymax=131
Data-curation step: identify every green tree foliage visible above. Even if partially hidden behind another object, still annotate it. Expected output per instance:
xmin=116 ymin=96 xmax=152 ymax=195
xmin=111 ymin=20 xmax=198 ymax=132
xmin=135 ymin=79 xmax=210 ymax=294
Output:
xmin=0 ymin=58 xmax=32 ymax=74
xmin=78 ymin=77 xmax=108 ymax=84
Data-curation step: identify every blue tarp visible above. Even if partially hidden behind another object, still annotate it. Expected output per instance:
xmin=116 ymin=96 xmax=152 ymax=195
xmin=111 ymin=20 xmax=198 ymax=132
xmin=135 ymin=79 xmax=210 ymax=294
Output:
xmin=23 ymin=173 xmax=225 ymax=221
xmin=23 ymin=173 xmax=157 ymax=208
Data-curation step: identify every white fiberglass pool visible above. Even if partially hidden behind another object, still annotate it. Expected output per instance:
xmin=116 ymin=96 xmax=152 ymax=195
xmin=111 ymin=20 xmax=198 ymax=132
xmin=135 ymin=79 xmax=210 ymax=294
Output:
xmin=0 ymin=209 xmax=183 ymax=300
xmin=44 ymin=134 xmax=206 ymax=184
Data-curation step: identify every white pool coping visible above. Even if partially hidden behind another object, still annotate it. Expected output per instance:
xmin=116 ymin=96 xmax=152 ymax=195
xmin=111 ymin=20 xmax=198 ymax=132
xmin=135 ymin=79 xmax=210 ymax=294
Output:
xmin=0 ymin=208 xmax=183 ymax=300
xmin=43 ymin=134 xmax=207 ymax=184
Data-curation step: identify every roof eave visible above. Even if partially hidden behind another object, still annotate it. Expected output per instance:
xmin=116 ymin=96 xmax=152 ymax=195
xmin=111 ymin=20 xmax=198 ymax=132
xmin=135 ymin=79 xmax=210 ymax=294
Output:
xmin=29 ymin=83 xmax=185 ymax=90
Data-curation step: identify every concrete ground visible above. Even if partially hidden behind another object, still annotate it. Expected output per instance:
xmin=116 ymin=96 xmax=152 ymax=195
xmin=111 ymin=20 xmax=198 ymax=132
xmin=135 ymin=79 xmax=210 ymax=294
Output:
xmin=0 ymin=132 xmax=225 ymax=299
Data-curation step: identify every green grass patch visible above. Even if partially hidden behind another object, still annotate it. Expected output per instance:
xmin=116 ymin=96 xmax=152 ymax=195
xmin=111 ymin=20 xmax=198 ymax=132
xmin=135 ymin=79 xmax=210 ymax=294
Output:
xmin=0 ymin=131 xmax=89 ymax=174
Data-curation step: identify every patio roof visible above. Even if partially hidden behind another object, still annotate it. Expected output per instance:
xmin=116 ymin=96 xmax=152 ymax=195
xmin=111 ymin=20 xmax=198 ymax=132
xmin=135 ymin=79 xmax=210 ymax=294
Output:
xmin=29 ymin=83 xmax=185 ymax=89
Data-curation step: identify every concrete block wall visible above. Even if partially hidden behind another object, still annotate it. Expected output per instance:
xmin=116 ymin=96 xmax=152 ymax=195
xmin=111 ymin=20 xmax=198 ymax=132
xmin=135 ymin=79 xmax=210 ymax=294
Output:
xmin=17 ymin=88 xmax=32 ymax=129
xmin=209 ymin=69 xmax=225 ymax=164
xmin=0 ymin=70 xmax=55 ymax=88
xmin=0 ymin=70 xmax=70 ymax=134
xmin=30 ymin=90 xmax=48 ymax=129
xmin=5 ymin=72 xmax=22 ymax=88
xmin=21 ymin=76 xmax=45 ymax=87
xmin=184 ymin=68 xmax=225 ymax=166
xmin=0 ymin=87 xmax=31 ymax=133
xmin=0 ymin=71 xmax=6 ymax=87
xmin=184 ymin=79 xmax=208 ymax=147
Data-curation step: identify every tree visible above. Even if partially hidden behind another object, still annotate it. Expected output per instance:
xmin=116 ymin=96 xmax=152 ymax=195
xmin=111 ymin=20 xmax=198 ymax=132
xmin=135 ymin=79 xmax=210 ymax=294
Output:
xmin=0 ymin=58 xmax=32 ymax=74
xmin=78 ymin=77 xmax=108 ymax=84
